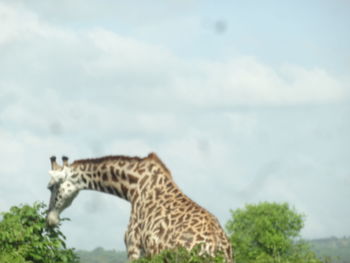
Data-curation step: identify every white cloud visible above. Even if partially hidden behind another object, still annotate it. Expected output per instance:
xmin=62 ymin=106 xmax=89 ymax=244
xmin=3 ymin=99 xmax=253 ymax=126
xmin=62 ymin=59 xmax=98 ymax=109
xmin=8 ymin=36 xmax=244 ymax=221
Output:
xmin=8 ymin=0 xmax=198 ymax=27
xmin=0 ymin=2 xmax=76 ymax=45
xmin=225 ymin=112 xmax=258 ymax=136
xmin=1 ymin=2 xmax=347 ymax=112
xmin=106 ymin=139 xmax=154 ymax=157
xmin=174 ymin=57 xmax=348 ymax=106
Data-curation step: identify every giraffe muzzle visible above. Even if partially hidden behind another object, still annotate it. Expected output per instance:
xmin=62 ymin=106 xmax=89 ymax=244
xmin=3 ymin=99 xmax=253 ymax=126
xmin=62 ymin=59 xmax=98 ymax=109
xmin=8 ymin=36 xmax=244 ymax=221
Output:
xmin=46 ymin=210 xmax=60 ymax=227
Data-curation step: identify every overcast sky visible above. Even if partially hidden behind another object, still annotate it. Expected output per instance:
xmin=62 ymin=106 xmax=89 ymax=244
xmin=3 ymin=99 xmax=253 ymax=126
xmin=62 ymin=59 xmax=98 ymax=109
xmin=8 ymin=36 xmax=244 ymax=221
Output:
xmin=0 ymin=0 xmax=349 ymax=251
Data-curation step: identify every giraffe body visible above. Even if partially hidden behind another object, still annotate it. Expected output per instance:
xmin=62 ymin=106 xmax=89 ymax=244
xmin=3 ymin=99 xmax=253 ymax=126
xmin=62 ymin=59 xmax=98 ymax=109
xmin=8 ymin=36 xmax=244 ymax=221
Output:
xmin=47 ymin=153 xmax=233 ymax=262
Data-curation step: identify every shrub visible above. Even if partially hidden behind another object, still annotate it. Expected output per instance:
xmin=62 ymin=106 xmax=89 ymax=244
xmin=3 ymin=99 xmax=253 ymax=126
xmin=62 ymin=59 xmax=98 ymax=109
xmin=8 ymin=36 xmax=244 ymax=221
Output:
xmin=0 ymin=202 xmax=79 ymax=263
xmin=132 ymin=246 xmax=226 ymax=263
xmin=226 ymin=202 xmax=325 ymax=263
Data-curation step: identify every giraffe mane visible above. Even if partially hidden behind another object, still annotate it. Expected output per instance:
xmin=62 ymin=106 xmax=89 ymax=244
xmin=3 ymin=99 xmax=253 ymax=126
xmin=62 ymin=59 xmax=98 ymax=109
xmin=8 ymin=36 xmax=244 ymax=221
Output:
xmin=71 ymin=152 xmax=171 ymax=174
xmin=72 ymin=155 xmax=143 ymax=165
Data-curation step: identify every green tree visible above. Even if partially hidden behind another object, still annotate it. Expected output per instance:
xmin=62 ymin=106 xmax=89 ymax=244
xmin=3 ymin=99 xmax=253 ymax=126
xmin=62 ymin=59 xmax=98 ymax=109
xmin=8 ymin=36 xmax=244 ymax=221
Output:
xmin=226 ymin=202 xmax=323 ymax=263
xmin=0 ymin=202 xmax=79 ymax=263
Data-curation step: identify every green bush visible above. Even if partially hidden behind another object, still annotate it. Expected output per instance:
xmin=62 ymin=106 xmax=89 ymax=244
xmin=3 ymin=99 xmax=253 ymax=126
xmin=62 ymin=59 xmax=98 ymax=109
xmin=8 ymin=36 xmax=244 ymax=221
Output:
xmin=0 ymin=202 xmax=79 ymax=263
xmin=132 ymin=246 xmax=226 ymax=263
xmin=226 ymin=202 xmax=326 ymax=263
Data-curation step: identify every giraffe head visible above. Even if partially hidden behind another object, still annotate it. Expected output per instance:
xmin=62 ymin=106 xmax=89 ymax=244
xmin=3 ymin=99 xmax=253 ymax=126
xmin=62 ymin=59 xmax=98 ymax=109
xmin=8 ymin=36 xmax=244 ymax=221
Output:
xmin=46 ymin=156 xmax=80 ymax=227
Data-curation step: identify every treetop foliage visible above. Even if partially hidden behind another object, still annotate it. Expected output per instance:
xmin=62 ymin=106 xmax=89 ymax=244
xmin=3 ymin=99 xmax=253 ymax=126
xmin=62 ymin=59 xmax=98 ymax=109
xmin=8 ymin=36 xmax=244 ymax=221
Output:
xmin=226 ymin=202 xmax=324 ymax=263
xmin=0 ymin=202 xmax=79 ymax=263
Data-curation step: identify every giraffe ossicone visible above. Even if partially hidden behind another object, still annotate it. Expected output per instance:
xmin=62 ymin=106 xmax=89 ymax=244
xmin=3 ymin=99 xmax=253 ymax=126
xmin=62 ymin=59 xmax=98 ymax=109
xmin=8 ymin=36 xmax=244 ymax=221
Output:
xmin=46 ymin=153 xmax=233 ymax=263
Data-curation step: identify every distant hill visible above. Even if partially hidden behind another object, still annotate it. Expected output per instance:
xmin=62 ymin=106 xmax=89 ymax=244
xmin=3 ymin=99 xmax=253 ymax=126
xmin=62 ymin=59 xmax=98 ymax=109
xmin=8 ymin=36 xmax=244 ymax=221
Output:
xmin=77 ymin=247 xmax=127 ymax=263
xmin=76 ymin=237 xmax=350 ymax=263
xmin=309 ymin=237 xmax=350 ymax=263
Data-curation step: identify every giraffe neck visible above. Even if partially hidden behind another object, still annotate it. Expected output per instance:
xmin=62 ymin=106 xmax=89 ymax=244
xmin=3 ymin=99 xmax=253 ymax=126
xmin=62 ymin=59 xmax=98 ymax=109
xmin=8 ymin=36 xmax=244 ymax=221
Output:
xmin=70 ymin=154 xmax=173 ymax=203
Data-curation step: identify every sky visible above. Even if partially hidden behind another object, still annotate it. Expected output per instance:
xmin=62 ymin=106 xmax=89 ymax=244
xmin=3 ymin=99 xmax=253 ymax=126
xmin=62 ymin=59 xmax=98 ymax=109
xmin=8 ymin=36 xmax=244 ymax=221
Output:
xmin=0 ymin=0 xmax=349 ymax=251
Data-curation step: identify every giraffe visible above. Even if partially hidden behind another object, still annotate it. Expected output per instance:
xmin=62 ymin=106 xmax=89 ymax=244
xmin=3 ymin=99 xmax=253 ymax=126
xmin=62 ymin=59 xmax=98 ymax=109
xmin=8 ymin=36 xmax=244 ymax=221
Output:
xmin=46 ymin=153 xmax=233 ymax=262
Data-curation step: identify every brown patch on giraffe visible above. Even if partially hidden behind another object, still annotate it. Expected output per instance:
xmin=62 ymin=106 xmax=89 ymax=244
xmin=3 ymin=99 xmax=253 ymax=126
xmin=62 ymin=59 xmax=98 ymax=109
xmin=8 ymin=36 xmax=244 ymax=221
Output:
xmin=134 ymin=161 xmax=146 ymax=172
xmin=102 ymin=173 xmax=108 ymax=181
xmin=128 ymin=174 xmax=139 ymax=184
xmin=132 ymin=191 xmax=139 ymax=201
xmin=110 ymin=166 xmax=118 ymax=182
xmin=164 ymin=194 xmax=172 ymax=199
xmin=120 ymin=170 xmax=127 ymax=180
xmin=155 ymin=188 xmax=163 ymax=199
xmin=139 ymin=175 xmax=149 ymax=190
xmin=164 ymin=229 xmax=172 ymax=242
xmin=192 ymin=218 xmax=199 ymax=225
xmin=177 ymin=214 xmax=185 ymax=225
xmin=151 ymin=174 xmax=158 ymax=187
xmin=138 ymin=168 xmax=146 ymax=175
xmin=148 ymin=163 xmax=155 ymax=172
xmin=158 ymin=224 xmax=165 ymax=237
xmin=153 ymin=168 xmax=162 ymax=176
xmin=81 ymin=176 xmax=87 ymax=184
xmin=114 ymin=187 xmax=123 ymax=198
xmin=168 ymin=237 xmax=176 ymax=246
xmin=121 ymin=184 xmax=128 ymax=198
xmin=227 ymin=247 xmax=233 ymax=261
xmin=148 ymin=204 xmax=156 ymax=215
xmin=127 ymin=162 xmax=136 ymax=170
xmin=197 ymin=235 xmax=205 ymax=241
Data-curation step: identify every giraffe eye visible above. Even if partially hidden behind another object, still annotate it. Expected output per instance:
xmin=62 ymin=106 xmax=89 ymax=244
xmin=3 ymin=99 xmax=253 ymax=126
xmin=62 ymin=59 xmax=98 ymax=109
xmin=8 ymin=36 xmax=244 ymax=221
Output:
xmin=47 ymin=182 xmax=59 ymax=191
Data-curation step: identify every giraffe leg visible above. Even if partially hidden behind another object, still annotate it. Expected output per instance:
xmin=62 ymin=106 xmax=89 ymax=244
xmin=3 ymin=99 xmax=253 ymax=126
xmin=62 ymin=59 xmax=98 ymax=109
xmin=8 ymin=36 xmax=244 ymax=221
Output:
xmin=125 ymin=230 xmax=142 ymax=261
xmin=127 ymin=247 xmax=142 ymax=261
